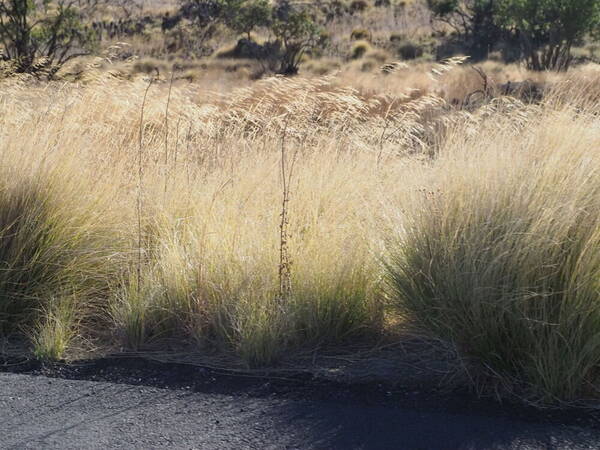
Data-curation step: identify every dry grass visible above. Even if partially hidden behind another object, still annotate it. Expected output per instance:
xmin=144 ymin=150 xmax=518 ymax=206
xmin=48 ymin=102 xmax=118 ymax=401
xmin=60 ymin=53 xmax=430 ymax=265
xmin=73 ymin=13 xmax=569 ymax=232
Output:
xmin=0 ymin=73 xmax=429 ymax=364
xmin=1 ymin=63 xmax=600 ymax=403
xmin=385 ymin=72 xmax=600 ymax=404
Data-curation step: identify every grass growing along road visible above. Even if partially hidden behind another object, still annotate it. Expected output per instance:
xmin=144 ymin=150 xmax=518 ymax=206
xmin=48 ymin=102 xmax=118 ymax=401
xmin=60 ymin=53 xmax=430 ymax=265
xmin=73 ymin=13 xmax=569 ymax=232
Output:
xmin=0 ymin=63 xmax=599 ymax=405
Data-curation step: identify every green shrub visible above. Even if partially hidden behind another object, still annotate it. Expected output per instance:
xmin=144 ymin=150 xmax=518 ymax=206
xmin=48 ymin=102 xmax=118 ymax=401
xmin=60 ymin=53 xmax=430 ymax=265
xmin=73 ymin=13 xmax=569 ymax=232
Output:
xmin=224 ymin=0 xmax=271 ymax=40
xmin=496 ymin=0 xmax=600 ymax=70
xmin=271 ymin=1 xmax=323 ymax=75
xmin=426 ymin=0 xmax=600 ymax=70
xmin=0 ymin=0 xmax=97 ymax=76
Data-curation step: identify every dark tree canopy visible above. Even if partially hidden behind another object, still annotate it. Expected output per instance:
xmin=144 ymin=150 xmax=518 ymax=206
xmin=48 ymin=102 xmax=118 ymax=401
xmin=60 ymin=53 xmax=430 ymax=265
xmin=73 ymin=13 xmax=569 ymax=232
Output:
xmin=0 ymin=0 xmax=97 ymax=76
xmin=427 ymin=0 xmax=600 ymax=70
xmin=178 ymin=0 xmax=323 ymax=75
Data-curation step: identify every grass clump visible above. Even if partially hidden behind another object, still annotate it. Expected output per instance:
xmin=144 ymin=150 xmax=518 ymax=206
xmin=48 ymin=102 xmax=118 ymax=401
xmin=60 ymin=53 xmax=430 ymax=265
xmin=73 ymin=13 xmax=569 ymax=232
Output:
xmin=349 ymin=0 xmax=370 ymax=13
xmin=32 ymin=297 xmax=78 ymax=361
xmin=105 ymin=148 xmax=386 ymax=366
xmin=350 ymin=28 xmax=372 ymax=41
xmin=3 ymin=67 xmax=600 ymax=402
xmin=110 ymin=270 xmax=157 ymax=352
xmin=0 ymin=169 xmax=115 ymax=338
xmin=385 ymin=109 xmax=600 ymax=403
xmin=392 ymin=38 xmax=424 ymax=60
xmin=350 ymin=40 xmax=372 ymax=59
xmin=0 ymin=139 xmax=126 ymax=360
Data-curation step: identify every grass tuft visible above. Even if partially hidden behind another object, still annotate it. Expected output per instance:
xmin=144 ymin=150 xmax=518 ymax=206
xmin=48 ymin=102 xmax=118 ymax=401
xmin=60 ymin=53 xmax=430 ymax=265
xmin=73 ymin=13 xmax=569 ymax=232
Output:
xmin=32 ymin=297 xmax=78 ymax=362
xmin=385 ymin=108 xmax=600 ymax=403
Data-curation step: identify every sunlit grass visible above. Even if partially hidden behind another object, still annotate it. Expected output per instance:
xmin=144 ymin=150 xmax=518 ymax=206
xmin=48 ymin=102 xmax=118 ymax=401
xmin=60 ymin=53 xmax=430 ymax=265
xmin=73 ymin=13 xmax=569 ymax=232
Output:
xmin=1 ymin=65 xmax=600 ymax=403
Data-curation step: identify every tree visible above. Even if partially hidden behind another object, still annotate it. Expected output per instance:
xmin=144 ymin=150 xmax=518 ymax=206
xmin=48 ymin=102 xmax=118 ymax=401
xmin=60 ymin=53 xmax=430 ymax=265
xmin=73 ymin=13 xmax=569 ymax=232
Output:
xmin=178 ymin=0 xmax=222 ymax=27
xmin=0 ymin=0 xmax=97 ymax=76
xmin=271 ymin=0 xmax=321 ymax=74
xmin=178 ymin=0 xmax=323 ymax=75
xmin=225 ymin=0 xmax=271 ymax=40
xmin=497 ymin=0 xmax=600 ymax=71
xmin=426 ymin=0 xmax=600 ymax=70
xmin=426 ymin=0 xmax=504 ymax=60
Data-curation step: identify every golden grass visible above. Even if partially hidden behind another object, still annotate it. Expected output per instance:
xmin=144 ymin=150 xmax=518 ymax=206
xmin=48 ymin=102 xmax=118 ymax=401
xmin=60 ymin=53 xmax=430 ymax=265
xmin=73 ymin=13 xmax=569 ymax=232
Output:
xmin=1 ymin=64 xmax=600 ymax=403
xmin=1 ymin=73 xmax=429 ymax=363
xmin=385 ymin=73 xmax=600 ymax=403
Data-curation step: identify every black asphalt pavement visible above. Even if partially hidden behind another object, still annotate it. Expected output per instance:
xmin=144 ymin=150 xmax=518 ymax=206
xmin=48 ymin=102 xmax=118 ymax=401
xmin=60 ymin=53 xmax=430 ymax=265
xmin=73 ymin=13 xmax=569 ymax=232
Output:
xmin=1 ymin=362 xmax=600 ymax=449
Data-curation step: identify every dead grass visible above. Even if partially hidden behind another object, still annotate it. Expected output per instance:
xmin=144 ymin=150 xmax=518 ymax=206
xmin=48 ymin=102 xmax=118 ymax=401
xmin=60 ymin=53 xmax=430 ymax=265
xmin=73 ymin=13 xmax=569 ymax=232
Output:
xmin=0 ymin=72 xmax=428 ymax=365
xmin=385 ymin=76 xmax=600 ymax=404
xmin=1 ymin=63 xmax=600 ymax=403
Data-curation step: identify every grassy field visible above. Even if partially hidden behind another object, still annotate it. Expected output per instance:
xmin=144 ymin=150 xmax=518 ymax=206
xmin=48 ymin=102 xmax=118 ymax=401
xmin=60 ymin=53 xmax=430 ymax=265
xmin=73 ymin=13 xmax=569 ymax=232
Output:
xmin=1 ymin=0 xmax=600 ymax=406
xmin=1 ymin=61 xmax=600 ymax=404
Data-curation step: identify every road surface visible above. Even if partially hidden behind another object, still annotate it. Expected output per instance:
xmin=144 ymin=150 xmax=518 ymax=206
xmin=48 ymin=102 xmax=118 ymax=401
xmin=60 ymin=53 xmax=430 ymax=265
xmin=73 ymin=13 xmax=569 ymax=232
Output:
xmin=1 ymin=360 xmax=599 ymax=449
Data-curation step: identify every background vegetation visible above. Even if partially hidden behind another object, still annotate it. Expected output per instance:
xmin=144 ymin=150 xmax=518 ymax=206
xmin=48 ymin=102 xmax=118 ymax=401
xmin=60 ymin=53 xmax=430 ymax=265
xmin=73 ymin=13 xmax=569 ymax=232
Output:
xmin=1 ymin=0 xmax=598 ymax=80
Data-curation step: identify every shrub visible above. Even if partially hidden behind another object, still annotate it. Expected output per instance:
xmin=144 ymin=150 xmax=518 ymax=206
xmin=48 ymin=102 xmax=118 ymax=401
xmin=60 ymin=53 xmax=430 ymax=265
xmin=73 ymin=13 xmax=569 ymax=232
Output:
xmin=350 ymin=28 xmax=372 ymax=41
xmin=271 ymin=0 xmax=323 ymax=74
xmin=350 ymin=40 xmax=372 ymax=59
xmin=319 ymin=0 xmax=351 ymax=23
xmin=395 ymin=39 xmax=424 ymax=60
xmin=496 ymin=0 xmax=600 ymax=71
xmin=385 ymin=110 xmax=600 ymax=403
xmin=0 ymin=0 xmax=97 ymax=76
xmin=426 ymin=0 xmax=502 ymax=61
xmin=389 ymin=32 xmax=405 ymax=43
xmin=223 ymin=0 xmax=272 ymax=40
xmin=426 ymin=0 xmax=600 ymax=70
xmin=215 ymin=38 xmax=273 ymax=59
xmin=203 ymin=0 xmax=324 ymax=75
xmin=349 ymin=0 xmax=370 ymax=14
